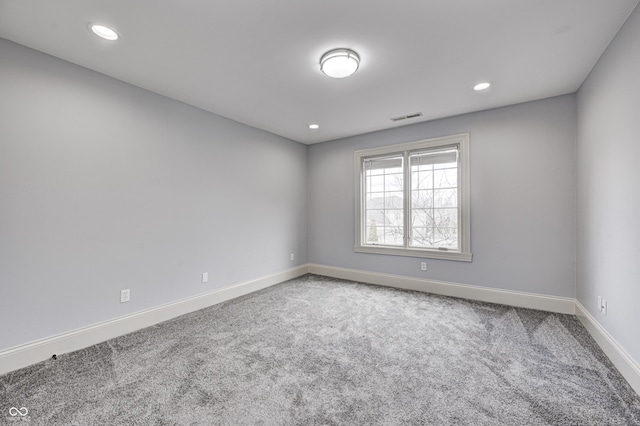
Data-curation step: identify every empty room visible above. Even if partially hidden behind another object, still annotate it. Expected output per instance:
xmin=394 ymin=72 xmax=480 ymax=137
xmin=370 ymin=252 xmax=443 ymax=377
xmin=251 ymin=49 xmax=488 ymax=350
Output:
xmin=1 ymin=0 xmax=639 ymax=424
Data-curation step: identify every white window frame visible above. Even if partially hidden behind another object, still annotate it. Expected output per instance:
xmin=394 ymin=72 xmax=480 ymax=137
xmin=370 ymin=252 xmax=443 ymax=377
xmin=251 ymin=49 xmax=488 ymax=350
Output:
xmin=354 ymin=133 xmax=472 ymax=262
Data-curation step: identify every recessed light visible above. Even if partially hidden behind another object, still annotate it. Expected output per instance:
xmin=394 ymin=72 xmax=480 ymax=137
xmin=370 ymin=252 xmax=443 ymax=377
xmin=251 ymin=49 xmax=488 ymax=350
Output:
xmin=90 ymin=24 xmax=119 ymax=41
xmin=309 ymin=124 xmax=320 ymax=130
xmin=474 ymin=82 xmax=491 ymax=91
xmin=320 ymin=48 xmax=360 ymax=78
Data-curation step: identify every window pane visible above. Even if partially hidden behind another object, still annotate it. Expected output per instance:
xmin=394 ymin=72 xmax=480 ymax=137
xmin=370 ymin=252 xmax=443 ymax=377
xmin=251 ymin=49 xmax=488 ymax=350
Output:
xmin=411 ymin=170 xmax=433 ymax=190
xmin=409 ymin=147 xmax=459 ymax=250
xmin=385 ymin=209 xmax=403 ymax=226
xmin=434 ymin=189 xmax=457 ymax=208
xmin=412 ymin=189 xmax=433 ymax=209
xmin=434 ymin=168 xmax=457 ymax=189
xmin=384 ymin=173 xmax=403 ymax=192
xmin=365 ymin=210 xmax=384 ymax=244
xmin=411 ymin=227 xmax=433 ymax=247
xmin=434 ymin=227 xmax=458 ymax=248
xmin=364 ymin=226 xmax=384 ymax=244
xmin=363 ymin=155 xmax=403 ymax=247
xmin=368 ymin=175 xmax=384 ymax=193
xmin=383 ymin=226 xmax=404 ymax=246
xmin=385 ymin=192 xmax=403 ymax=209
xmin=433 ymin=208 xmax=458 ymax=228
xmin=365 ymin=195 xmax=384 ymax=208
xmin=412 ymin=209 xmax=435 ymax=228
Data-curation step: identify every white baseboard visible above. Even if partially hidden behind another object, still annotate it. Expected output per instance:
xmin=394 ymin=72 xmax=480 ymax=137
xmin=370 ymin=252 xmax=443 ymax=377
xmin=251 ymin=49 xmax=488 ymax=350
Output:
xmin=0 ymin=265 xmax=309 ymax=377
xmin=4 ymin=262 xmax=638 ymax=398
xmin=575 ymin=302 xmax=640 ymax=395
xmin=308 ymin=264 xmax=640 ymax=395
xmin=308 ymin=264 xmax=575 ymax=314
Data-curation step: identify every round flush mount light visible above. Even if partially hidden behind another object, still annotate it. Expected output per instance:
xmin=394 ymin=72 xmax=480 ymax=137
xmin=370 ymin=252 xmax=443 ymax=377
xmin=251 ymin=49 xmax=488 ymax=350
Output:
xmin=473 ymin=82 xmax=491 ymax=91
xmin=90 ymin=24 xmax=119 ymax=41
xmin=320 ymin=48 xmax=360 ymax=78
xmin=309 ymin=124 xmax=320 ymax=130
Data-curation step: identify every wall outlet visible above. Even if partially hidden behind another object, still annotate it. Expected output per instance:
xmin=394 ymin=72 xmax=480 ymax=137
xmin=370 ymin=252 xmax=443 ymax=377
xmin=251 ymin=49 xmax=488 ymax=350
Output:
xmin=420 ymin=262 xmax=427 ymax=271
xmin=290 ymin=253 xmax=295 ymax=261
xmin=598 ymin=296 xmax=608 ymax=316
xmin=120 ymin=289 xmax=130 ymax=303
xmin=202 ymin=272 xmax=209 ymax=283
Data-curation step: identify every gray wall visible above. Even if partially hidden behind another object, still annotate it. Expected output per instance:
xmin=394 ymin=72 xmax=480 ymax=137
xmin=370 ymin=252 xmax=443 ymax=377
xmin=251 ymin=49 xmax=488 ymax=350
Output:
xmin=0 ymin=39 xmax=308 ymax=351
xmin=576 ymin=5 xmax=640 ymax=364
xmin=308 ymin=95 xmax=577 ymax=297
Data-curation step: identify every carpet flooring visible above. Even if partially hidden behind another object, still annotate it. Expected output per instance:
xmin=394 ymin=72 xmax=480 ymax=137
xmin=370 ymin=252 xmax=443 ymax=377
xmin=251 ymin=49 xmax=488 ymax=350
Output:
xmin=1 ymin=274 xmax=639 ymax=425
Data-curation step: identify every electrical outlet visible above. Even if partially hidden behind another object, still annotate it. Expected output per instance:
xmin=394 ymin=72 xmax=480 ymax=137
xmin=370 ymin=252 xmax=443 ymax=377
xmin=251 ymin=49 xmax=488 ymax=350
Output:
xmin=290 ymin=253 xmax=295 ymax=261
xmin=202 ymin=272 xmax=209 ymax=283
xmin=120 ymin=289 xmax=130 ymax=303
xmin=598 ymin=296 xmax=608 ymax=316
xmin=420 ymin=262 xmax=427 ymax=271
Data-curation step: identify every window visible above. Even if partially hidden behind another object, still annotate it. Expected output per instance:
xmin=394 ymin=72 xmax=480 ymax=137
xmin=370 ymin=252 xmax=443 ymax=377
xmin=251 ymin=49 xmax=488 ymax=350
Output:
xmin=354 ymin=133 xmax=472 ymax=261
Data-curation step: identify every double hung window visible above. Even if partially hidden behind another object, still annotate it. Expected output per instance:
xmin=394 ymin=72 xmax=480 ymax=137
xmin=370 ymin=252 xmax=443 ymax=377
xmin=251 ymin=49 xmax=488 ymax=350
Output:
xmin=354 ymin=133 xmax=472 ymax=261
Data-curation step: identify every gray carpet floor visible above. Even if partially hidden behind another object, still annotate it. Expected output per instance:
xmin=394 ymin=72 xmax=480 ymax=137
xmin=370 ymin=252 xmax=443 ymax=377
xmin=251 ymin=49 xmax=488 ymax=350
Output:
xmin=1 ymin=274 xmax=639 ymax=425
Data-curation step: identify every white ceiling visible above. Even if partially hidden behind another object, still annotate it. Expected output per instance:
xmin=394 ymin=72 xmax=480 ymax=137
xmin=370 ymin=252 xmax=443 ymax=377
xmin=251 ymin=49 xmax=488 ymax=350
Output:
xmin=1 ymin=1 xmax=638 ymax=144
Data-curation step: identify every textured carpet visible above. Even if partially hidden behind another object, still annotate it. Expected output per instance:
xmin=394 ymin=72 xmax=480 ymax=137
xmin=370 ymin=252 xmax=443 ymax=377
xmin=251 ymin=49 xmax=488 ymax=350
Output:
xmin=1 ymin=274 xmax=639 ymax=425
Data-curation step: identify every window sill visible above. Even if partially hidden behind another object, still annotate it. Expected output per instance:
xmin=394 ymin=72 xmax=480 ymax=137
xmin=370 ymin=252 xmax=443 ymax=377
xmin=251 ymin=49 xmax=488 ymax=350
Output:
xmin=354 ymin=245 xmax=473 ymax=262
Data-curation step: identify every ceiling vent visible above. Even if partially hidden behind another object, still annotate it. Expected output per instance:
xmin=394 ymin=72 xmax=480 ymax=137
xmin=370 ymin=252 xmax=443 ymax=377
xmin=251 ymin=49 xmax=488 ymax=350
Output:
xmin=390 ymin=112 xmax=423 ymax=122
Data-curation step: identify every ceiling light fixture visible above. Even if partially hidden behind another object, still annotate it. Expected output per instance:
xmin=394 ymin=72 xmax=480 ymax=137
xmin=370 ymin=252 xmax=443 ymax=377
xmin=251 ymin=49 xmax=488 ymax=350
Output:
xmin=309 ymin=124 xmax=320 ymax=130
xmin=320 ymin=48 xmax=360 ymax=78
xmin=90 ymin=24 xmax=119 ymax=41
xmin=473 ymin=82 xmax=491 ymax=91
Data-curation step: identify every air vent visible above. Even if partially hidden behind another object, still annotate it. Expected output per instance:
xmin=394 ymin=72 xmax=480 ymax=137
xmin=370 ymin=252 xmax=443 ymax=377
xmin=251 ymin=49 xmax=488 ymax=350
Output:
xmin=390 ymin=112 xmax=423 ymax=122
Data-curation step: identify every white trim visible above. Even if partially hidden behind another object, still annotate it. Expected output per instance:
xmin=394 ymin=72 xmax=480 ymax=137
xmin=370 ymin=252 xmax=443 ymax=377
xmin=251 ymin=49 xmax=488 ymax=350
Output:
xmin=575 ymin=302 xmax=640 ymax=395
xmin=308 ymin=264 xmax=640 ymax=395
xmin=353 ymin=133 xmax=472 ymax=262
xmin=0 ymin=265 xmax=309 ymax=377
xmin=353 ymin=245 xmax=473 ymax=262
xmin=4 ymin=262 xmax=638 ymax=398
xmin=308 ymin=263 xmax=575 ymax=314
